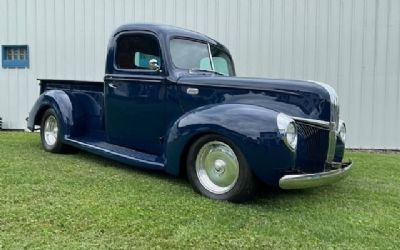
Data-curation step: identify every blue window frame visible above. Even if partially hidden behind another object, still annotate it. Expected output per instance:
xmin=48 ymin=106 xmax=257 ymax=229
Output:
xmin=2 ymin=45 xmax=29 ymax=68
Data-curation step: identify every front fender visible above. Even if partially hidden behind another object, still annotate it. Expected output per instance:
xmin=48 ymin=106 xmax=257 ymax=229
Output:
xmin=164 ymin=104 xmax=296 ymax=185
xmin=27 ymin=90 xmax=74 ymax=137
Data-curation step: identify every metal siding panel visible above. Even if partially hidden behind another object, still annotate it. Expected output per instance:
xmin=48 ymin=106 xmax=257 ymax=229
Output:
xmin=281 ymin=0 xmax=294 ymax=78
xmin=6 ymin=0 xmax=18 ymax=128
xmin=326 ymin=0 xmax=340 ymax=90
xmin=45 ymin=0 xmax=55 ymax=79
xmin=16 ymin=0 xmax=28 ymax=128
xmin=1 ymin=0 xmax=400 ymax=149
xmin=224 ymin=0 xmax=239 ymax=68
xmin=36 ymin=0 xmax=46 ymax=78
xmin=291 ymin=0 xmax=306 ymax=79
xmin=114 ymin=0 xmax=125 ymax=27
xmin=259 ymin=0 xmax=270 ymax=78
xmin=360 ymin=0 xmax=377 ymax=148
xmin=54 ymin=0 xmax=64 ymax=79
xmin=269 ymin=0 xmax=282 ymax=77
xmin=185 ymin=0 xmax=195 ymax=30
xmin=26 ymin=0 xmax=39 ymax=116
xmin=303 ymin=0 xmax=317 ymax=80
xmin=175 ymin=0 xmax=185 ymax=27
xmin=84 ymin=0 xmax=95 ymax=80
xmin=74 ymin=0 xmax=84 ymax=80
xmin=64 ymin=0 xmax=76 ymax=79
xmin=94 ymin=0 xmax=106 ymax=81
xmin=372 ymin=0 xmax=388 ymax=148
xmin=335 ymin=0 xmax=355 ymax=147
xmin=0 ymin=0 xmax=9 ymax=128
xmin=390 ymin=0 xmax=400 ymax=148
xmin=347 ymin=0 xmax=366 ymax=148
xmin=104 ymin=0 xmax=116 ymax=47
xmin=248 ymin=0 xmax=261 ymax=76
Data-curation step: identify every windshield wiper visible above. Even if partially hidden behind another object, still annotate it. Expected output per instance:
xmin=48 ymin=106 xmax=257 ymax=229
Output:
xmin=189 ymin=68 xmax=225 ymax=76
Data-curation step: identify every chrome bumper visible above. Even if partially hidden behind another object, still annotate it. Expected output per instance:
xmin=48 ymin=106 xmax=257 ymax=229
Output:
xmin=279 ymin=162 xmax=353 ymax=189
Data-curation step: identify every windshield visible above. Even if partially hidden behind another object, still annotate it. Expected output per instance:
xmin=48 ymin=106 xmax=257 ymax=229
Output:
xmin=170 ymin=38 xmax=234 ymax=76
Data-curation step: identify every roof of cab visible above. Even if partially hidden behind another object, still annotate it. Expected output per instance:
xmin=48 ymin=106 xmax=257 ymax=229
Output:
xmin=113 ymin=23 xmax=225 ymax=48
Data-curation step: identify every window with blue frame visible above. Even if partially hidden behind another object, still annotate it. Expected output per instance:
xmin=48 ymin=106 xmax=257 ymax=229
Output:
xmin=2 ymin=45 xmax=29 ymax=68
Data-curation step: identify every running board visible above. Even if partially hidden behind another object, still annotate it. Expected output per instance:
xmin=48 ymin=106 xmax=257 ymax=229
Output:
xmin=64 ymin=137 xmax=164 ymax=170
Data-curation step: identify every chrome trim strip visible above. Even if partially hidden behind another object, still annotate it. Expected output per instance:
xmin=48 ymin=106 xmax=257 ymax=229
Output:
xmin=292 ymin=116 xmax=330 ymax=129
xmin=64 ymin=138 xmax=164 ymax=168
xmin=326 ymin=130 xmax=337 ymax=163
xmin=279 ymin=162 xmax=352 ymax=189
xmin=105 ymin=74 xmax=165 ymax=80
xmin=109 ymin=78 xmax=161 ymax=83
xmin=207 ymin=43 xmax=215 ymax=70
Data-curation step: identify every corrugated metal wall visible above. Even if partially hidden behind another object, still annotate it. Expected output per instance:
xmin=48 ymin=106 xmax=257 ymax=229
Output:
xmin=1 ymin=0 xmax=399 ymax=149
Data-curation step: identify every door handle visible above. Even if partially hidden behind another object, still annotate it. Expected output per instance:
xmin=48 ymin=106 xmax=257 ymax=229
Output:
xmin=108 ymin=83 xmax=118 ymax=89
xmin=186 ymin=87 xmax=199 ymax=95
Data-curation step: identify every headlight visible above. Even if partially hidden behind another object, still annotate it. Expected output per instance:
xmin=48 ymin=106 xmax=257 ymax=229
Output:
xmin=338 ymin=120 xmax=346 ymax=142
xmin=277 ymin=113 xmax=298 ymax=151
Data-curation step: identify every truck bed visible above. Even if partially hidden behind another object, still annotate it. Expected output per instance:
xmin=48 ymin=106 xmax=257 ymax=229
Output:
xmin=39 ymin=79 xmax=105 ymax=137
xmin=34 ymin=79 xmax=165 ymax=170
xmin=39 ymin=79 xmax=103 ymax=94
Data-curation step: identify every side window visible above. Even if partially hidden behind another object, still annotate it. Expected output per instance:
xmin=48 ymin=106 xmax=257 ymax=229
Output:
xmin=210 ymin=47 xmax=233 ymax=76
xmin=212 ymin=57 xmax=229 ymax=76
xmin=116 ymin=34 xmax=161 ymax=70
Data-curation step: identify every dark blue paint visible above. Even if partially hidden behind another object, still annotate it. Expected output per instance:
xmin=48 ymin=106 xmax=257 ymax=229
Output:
xmin=177 ymin=75 xmax=332 ymax=122
xmin=105 ymin=75 xmax=167 ymax=154
xmin=27 ymin=24 xmax=345 ymax=187
xmin=164 ymin=104 xmax=295 ymax=184
xmin=28 ymin=90 xmax=74 ymax=136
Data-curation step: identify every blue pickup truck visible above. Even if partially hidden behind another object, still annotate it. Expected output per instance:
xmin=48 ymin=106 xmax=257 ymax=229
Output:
xmin=28 ymin=23 xmax=352 ymax=202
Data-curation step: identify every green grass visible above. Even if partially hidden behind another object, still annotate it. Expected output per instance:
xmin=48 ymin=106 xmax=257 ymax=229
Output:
xmin=0 ymin=132 xmax=399 ymax=249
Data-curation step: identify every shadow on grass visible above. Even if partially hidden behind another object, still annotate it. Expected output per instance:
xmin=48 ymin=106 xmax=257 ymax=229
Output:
xmin=253 ymin=184 xmax=316 ymax=202
xmin=31 ymin=140 xmax=340 ymax=205
xmin=72 ymin=147 xmax=187 ymax=184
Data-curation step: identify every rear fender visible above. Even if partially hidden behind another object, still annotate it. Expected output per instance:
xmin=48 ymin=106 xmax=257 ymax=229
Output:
xmin=27 ymin=90 xmax=75 ymax=137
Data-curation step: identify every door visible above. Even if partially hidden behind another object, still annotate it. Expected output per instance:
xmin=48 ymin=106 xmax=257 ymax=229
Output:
xmin=105 ymin=32 xmax=166 ymax=155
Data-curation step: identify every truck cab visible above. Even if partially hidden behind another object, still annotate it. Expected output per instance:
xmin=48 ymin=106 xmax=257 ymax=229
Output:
xmin=28 ymin=24 xmax=352 ymax=202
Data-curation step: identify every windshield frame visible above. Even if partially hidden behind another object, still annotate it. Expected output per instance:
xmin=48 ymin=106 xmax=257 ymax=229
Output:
xmin=168 ymin=36 xmax=235 ymax=76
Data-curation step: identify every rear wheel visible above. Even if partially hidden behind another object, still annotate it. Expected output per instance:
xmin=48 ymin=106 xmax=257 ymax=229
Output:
xmin=186 ymin=134 xmax=255 ymax=202
xmin=40 ymin=108 xmax=67 ymax=153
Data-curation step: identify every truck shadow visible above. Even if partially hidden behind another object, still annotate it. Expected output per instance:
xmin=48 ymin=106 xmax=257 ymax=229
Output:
xmin=71 ymin=148 xmax=188 ymax=186
xmin=65 ymin=147 xmax=338 ymax=205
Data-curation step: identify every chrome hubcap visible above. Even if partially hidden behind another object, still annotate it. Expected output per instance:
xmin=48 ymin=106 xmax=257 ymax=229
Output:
xmin=44 ymin=115 xmax=58 ymax=146
xmin=195 ymin=141 xmax=239 ymax=194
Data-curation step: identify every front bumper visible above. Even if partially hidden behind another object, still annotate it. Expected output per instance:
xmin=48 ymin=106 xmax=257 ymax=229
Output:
xmin=279 ymin=161 xmax=352 ymax=189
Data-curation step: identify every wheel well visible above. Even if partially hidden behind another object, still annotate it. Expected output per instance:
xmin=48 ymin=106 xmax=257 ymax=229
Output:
xmin=178 ymin=133 xmax=209 ymax=177
xmin=34 ymin=105 xmax=51 ymax=126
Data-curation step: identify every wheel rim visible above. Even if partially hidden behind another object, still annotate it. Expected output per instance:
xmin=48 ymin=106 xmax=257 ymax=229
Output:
xmin=195 ymin=141 xmax=240 ymax=194
xmin=44 ymin=115 xmax=58 ymax=146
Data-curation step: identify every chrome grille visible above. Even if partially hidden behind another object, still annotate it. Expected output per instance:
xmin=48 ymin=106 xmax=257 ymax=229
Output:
xmin=296 ymin=80 xmax=340 ymax=172
xmin=297 ymin=123 xmax=320 ymax=139
xmin=295 ymin=122 xmax=330 ymax=173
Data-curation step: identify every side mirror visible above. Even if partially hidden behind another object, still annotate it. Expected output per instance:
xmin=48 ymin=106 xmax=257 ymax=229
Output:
xmin=149 ymin=59 xmax=160 ymax=71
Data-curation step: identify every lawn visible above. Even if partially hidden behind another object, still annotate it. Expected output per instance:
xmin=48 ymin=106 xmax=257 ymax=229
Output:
xmin=0 ymin=132 xmax=399 ymax=249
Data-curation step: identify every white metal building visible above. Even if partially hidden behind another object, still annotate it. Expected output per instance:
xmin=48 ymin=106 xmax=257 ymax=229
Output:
xmin=1 ymin=0 xmax=399 ymax=149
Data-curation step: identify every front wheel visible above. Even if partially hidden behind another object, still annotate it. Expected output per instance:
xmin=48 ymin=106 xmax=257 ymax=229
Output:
xmin=186 ymin=135 xmax=255 ymax=202
xmin=40 ymin=108 xmax=68 ymax=153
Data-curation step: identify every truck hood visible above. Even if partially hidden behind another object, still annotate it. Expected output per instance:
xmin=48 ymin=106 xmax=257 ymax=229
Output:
xmin=177 ymin=75 xmax=338 ymax=122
